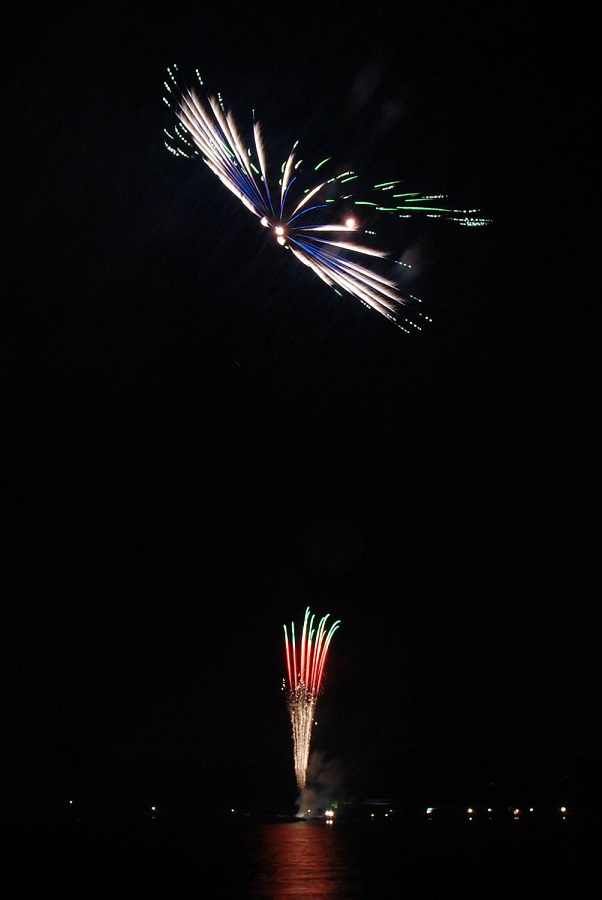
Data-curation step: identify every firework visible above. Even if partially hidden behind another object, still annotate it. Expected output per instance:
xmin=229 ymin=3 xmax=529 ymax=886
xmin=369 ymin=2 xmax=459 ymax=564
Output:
xmin=163 ymin=66 xmax=489 ymax=333
xmin=282 ymin=607 xmax=340 ymax=791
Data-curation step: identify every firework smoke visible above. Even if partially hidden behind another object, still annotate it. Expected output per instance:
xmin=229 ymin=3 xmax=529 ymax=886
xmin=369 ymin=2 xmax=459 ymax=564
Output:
xmin=296 ymin=751 xmax=345 ymax=819
xmin=282 ymin=607 xmax=340 ymax=791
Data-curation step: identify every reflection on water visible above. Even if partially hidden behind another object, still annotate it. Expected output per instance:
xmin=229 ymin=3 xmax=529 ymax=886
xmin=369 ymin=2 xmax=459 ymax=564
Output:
xmin=249 ymin=821 xmax=360 ymax=897
xmin=10 ymin=813 xmax=581 ymax=896
xmin=243 ymin=816 xmax=579 ymax=897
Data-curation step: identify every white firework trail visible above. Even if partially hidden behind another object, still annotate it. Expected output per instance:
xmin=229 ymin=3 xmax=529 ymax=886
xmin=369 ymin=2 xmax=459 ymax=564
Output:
xmin=163 ymin=65 xmax=489 ymax=333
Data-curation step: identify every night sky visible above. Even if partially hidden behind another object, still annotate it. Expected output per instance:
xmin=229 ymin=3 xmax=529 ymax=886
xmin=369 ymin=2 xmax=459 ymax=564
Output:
xmin=4 ymin=3 xmax=597 ymax=817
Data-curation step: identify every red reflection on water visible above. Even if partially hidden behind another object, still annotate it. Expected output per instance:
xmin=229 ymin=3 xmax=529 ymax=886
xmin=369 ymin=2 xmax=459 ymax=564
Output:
xmin=249 ymin=822 xmax=356 ymax=897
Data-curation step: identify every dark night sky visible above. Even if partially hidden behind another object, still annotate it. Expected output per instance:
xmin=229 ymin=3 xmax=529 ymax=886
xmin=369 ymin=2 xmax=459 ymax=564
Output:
xmin=4 ymin=3 xmax=598 ymax=815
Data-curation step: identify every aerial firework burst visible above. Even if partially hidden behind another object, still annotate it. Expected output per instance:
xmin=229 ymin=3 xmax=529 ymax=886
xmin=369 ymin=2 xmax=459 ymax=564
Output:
xmin=282 ymin=607 xmax=340 ymax=792
xmin=163 ymin=66 xmax=489 ymax=332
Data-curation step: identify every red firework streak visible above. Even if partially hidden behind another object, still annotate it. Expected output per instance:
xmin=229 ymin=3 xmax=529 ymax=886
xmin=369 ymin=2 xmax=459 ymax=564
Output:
xmin=283 ymin=607 xmax=340 ymax=791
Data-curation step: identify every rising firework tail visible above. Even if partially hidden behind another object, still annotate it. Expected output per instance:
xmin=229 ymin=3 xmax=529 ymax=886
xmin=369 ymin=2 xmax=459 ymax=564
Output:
xmin=282 ymin=607 xmax=340 ymax=791
xmin=163 ymin=66 xmax=489 ymax=332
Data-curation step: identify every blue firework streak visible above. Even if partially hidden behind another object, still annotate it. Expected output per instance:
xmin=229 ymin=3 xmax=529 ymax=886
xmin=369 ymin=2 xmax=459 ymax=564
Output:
xmin=164 ymin=66 xmax=488 ymax=332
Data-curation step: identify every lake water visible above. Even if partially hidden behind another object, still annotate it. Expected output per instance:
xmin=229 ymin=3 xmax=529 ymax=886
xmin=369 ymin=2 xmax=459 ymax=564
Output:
xmin=13 ymin=813 xmax=585 ymax=896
